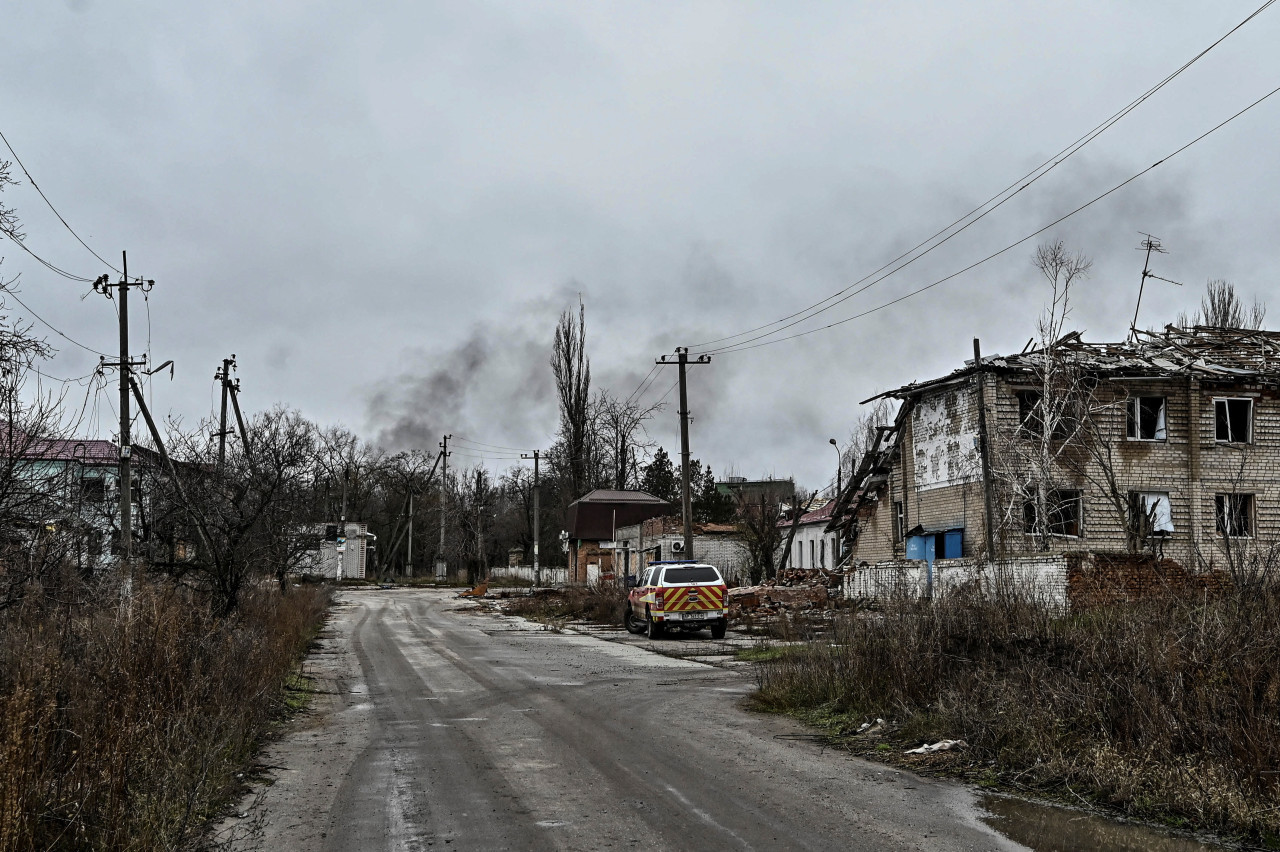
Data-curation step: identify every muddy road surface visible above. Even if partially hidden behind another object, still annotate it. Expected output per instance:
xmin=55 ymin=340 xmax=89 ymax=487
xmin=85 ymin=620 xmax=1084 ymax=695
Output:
xmin=233 ymin=589 xmax=1059 ymax=850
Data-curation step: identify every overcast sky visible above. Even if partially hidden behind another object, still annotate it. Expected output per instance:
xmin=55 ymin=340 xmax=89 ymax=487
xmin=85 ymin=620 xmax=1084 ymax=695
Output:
xmin=2 ymin=1 xmax=1278 ymax=491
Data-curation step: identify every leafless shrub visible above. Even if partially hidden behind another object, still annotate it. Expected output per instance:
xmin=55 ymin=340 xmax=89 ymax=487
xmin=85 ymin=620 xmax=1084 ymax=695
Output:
xmin=751 ymin=582 xmax=1280 ymax=839
xmin=503 ymin=584 xmax=626 ymax=626
xmin=0 ymin=576 xmax=329 ymax=851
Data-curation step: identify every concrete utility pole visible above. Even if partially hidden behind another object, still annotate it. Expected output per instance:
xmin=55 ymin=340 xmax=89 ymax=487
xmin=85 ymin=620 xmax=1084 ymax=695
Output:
xmin=437 ymin=434 xmax=451 ymax=580
xmin=93 ymin=252 xmax=152 ymax=562
xmin=215 ymin=356 xmax=234 ymax=472
xmin=657 ymin=347 xmax=711 ymax=560
xmin=406 ymin=488 xmax=414 ymax=578
xmin=521 ymin=449 xmax=540 ymax=586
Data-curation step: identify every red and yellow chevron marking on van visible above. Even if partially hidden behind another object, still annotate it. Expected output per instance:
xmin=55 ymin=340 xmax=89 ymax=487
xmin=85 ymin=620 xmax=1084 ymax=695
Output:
xmin=660 ymin=584 xmax=726 ymax=613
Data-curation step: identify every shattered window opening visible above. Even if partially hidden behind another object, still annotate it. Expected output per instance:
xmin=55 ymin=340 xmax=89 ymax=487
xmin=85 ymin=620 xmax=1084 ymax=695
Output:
xmin=1215 ymin=493 xmax=1254 ymax=538
xmin=1127 ymin=397 xmax=1167 ymax=441
xmin=1129 ymin=491 xmax=1174 ymax=536
xmin=1214 ymin=398 xmax=1252 ymax=443
xmin=1023 ymin=490 xmax=1082 ymax=538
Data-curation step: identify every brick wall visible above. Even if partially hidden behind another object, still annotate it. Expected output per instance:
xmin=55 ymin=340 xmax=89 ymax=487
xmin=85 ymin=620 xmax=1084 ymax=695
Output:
xmin=848 ymin=372 xmax=1280 ymax=572
xmin=1067 ymin=552 xmax=1229 ymax=609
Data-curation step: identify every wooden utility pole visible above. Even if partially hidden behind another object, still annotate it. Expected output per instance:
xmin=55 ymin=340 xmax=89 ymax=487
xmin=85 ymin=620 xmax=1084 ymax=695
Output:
xmin=973 ymin=339 xmax=997 ymax=561
xmin=521 ymin=449 xmax=541 ymax=586
xmin=93 ymin=252 xmax=151 ymax=561
xmin=437 ymin=434 xmax=451 ymax=580
xmin=657 ymin=347 xmax=711 ymax=559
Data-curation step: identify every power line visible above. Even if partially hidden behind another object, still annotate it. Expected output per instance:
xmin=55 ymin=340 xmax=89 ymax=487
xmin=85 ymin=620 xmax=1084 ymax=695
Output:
xmin=0 ymin=229 xmax=97 ymax=283
xmin=0 ymin=284 xmax=110 ymax=356
xmin=0 ymin=127 xmax=123 ymax=273
xmin=688 ymin=0 xmax=1276 ymax=353
xmin=622 ymin=363 xmax=660 ymax=405
xmin=705 ymin=80 xmax=1280 ymax=356
xmin=452 ymin=436 xmax=534 ymax=453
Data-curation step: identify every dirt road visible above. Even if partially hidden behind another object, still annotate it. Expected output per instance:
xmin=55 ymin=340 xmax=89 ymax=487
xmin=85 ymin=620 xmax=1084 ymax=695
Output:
xmin=234 ymin=588 xmax=1023 ymax=851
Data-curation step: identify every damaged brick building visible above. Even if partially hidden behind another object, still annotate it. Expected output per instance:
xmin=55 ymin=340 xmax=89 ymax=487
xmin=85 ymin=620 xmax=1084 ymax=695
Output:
xmin=828 ymin=326 xmax=1280 ymax=590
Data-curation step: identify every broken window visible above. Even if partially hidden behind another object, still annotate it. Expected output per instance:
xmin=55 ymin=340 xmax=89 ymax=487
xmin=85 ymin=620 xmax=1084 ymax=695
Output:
xmin=1215 ymin=493 xmax=1254 ymax=538
xmin=1127 ymin=397 xmax=1167 ymax=441
xmin=80 ymin=476 xmax=106 ymax=504
xmin=1215 ymin=398 xmax=1252 ymax=443
xmin=1016 ymin=390 xmax=1043 ymax=435
xmin=1129 ymin=491 xmax=1174 ymax=536
xmin=1023 ymin=490 xmax=1082 ymax=537
xmin=893 ymin=500 xmax=905 ymax=543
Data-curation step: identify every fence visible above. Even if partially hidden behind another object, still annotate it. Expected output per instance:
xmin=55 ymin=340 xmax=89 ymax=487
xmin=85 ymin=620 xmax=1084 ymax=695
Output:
xmin=488 ymin=564 xmax=568 ymax=586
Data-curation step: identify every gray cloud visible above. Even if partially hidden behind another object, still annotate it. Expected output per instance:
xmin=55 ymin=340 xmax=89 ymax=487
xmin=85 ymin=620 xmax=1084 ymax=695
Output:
xmin=1 ymin=2 xmax=1277 ymax=489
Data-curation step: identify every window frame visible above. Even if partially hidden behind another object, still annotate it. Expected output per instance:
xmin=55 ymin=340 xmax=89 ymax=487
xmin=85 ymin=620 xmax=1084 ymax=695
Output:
xmin=1129 ymin=490 xmax=1174 ymax=537
xmin=1215 ymin=493 xmax=1255 ymax=539
xmin=1126 ymin=396 xmax=1167 ymax=442
xmin=1214 ymin=397 xmax=1253 ymax=444
xmin=1023 ymin=489 xmax=1083 ymax=538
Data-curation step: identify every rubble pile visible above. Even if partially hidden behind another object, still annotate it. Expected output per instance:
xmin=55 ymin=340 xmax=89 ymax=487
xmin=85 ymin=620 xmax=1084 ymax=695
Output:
xmin=728 ymin=568 xmax=844 ymax=617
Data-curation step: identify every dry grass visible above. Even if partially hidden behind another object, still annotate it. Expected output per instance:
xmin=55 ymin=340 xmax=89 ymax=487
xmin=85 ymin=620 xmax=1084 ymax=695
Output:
xmin=0 ymin=572 xmax=330 ymax=851
xmin=502 ymin=585 xmax=627 ymax=626
xmin=751 ymin=585 xmax=1280 ymax=842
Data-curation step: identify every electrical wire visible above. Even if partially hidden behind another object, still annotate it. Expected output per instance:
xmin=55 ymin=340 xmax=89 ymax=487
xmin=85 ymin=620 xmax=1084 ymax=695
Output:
xmin=688 ymin=0 xmax=1277 ymax=353
xmin=0 ymin=127 xmax=123 ymax=273
xmin=704 ymin=80 xmax=1280 ymax=356
xmin=453 ymin=436 xmax=534 ymax=453
xmin=0 ymin=229 xmax=97 ymax=283
xmin=622 ymin=363 xmax=660 ymax=406
xmin=0 ymin=284 xmax=110 ymax=356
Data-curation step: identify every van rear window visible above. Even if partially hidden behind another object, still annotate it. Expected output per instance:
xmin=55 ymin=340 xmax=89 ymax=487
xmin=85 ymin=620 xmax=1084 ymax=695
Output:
xmin=661 ymin=567 xmax=720 ymax=584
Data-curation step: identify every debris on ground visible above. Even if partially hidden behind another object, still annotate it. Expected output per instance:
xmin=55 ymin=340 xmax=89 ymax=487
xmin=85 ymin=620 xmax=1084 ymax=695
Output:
xmin=858 ymin=718 xmax=886 ymax=735
xmin=727 ymin=568 xmax=843 ymax=619
xmin=905 ymin=740 xmax=968 ymax=755
xmin=458 ymin=582 xmax=489 ymax=598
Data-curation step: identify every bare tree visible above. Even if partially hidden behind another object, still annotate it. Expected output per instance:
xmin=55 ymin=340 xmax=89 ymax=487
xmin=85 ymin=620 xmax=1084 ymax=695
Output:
xmin=734 ymin=485 xmax=791 ymax=584
xmin=594 ymin=390 xmax=663 ymax=490
xmin=990 ymin=242 xmax=1092 ymax=552
xmin=551 ymin=297 xmax=592 ymax=500
xmin=1177 ymin=279 xmax=1266 ymax=330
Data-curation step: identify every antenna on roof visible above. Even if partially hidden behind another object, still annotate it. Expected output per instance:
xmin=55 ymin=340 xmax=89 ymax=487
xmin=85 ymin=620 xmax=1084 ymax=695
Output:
xmin=1130 ymin=233 xmax=1182 ymax=339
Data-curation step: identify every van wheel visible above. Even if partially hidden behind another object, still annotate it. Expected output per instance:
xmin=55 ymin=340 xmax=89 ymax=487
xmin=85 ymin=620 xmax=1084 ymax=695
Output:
xmin=625 ymin=607 xmax=646 ymax=634
xmin=646 ymin=609 xmax=665 ymax=640
xmin=711 ymin=619 xmax=727 ymax=640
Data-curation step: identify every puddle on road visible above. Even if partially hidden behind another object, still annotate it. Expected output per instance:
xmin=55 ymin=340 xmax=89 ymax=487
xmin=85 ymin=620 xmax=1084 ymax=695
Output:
xmin=980 ymin=794 xmax=1227 ymax=852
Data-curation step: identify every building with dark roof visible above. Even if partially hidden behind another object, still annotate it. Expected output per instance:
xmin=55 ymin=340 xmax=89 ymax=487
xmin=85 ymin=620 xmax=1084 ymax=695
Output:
xmin=564 ymin=489 xmax=672 ymax=583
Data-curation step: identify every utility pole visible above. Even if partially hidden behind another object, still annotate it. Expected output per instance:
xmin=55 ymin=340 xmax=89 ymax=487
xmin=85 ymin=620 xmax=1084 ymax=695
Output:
xmin=521 ymin=449 xmax=540 ymax=586
xmin=1130 ymin=234 xmax=1181 ymax=336
xmin=973 ymin=339 xmax=997 ymax=561
xmin=215 ymin=356 xmax=235 ymax=472
xmin=437 ymin=434 xmax=451 ymax=581
xmin=657 ymin=347 xmax=711 ymax=560
xmin=93 ymin=252 xmax=152 ymax=562
xmin=406 ymin=488 xmax=414 ymax=578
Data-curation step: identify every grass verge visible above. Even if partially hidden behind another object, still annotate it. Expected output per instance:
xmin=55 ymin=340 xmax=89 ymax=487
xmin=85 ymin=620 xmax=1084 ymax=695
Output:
xmin=0 ymin=574 xmax=331 ymax=851
xmin=747 ymin=586 xmax=1280 ymax=846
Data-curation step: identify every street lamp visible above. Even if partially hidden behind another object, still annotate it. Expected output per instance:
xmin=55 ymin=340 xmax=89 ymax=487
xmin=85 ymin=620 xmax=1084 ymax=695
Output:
xmin=829 ymin=438 xmax=842 ymax=496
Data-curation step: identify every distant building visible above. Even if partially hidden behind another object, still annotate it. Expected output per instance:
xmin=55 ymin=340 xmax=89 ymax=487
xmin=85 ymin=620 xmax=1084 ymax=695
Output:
xmin=779 ymin=498 xmax=842 ymax=572
xmin=613 ymin=515 xmax=752 ymax=584
xmin=297 ymin=522 xmax=374 ymax=580
xmin=564 ymin=489 xmax=671 ymax=583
